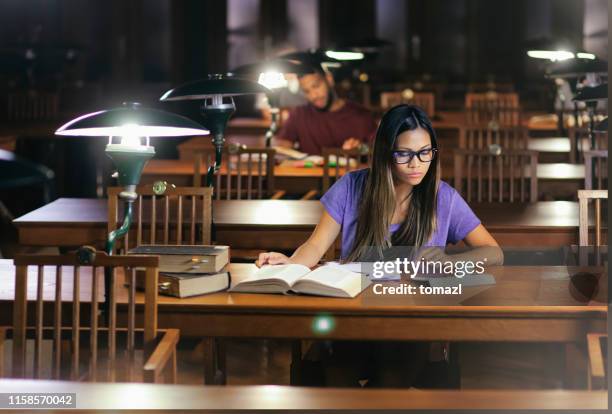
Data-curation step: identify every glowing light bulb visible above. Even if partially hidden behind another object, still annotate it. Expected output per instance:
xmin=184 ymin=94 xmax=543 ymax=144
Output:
xmin=576 ymin=52 xmax=596 ymax=60
xmin=325 ymin=50 xmax=365 ymax=61
xmin=258 ymin=71 xmax=288 ymax=90
xmin=527 ymin=50 xmax=574 ymax=61
xmin=120 ymin=135 xmax=143 ymax=147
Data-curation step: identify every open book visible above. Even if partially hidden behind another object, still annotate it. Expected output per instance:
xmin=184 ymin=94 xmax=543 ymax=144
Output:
xmin=230 ymin=264 xmax=369 ymax=298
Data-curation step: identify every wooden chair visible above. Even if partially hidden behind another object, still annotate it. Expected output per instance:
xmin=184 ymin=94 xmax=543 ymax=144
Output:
xmin=379 ymin=91 xmax=435 ymax=117
xmin=10 ymin=250 xmax=179 ymax=383
xmin=584 ymin=150 xmax=608 ymax=190
xmin=193 ymin=147 xmax=285 ymax=200
xmin=459 ymin=125 xmax=528 ymax=150
xmin=569 ymin=127 xmax=608 ymax=163
xmin=467 ymin=82 xmax=515 ymax=93
xmin=453 ymin=149 xmax=538 ymax=203
xmin=322 ymin=147 xmax=371 ymax=193
xmin=587 ymin=332 xmax=607 ymax=390
xmin=107 ymin=185 xmax=212 ymax=253
xmin=578 ymin=189 xmax=607 ymax=247
xmin=465 ymin=92 xmax=520 ymax=126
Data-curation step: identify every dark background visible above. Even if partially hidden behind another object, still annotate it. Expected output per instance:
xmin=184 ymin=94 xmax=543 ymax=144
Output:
xmin=0 ymin=0 xmax=607 ymax=108
xmin=0 ymin=0 xmax=607 ymax=203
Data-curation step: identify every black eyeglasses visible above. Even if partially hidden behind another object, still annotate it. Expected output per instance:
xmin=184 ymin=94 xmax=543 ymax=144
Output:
xmin=391 ymin=148 xmax=437 ymax=164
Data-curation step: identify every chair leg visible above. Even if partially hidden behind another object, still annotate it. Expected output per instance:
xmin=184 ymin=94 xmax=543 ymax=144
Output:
xmin=215 ymin=339 xmax=227 ymax=385
xmin=290 ymin=340 xmax=303 ymax=385
xmin=203 ymin=337 xmax=216 ymax=385
xmin=171 ymin=349 xmax=178 ymax=384
xmin=564 ymin=342 xmax=588 ymax=389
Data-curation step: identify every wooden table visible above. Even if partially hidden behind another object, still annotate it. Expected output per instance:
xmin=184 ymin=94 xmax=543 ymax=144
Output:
xmin=182 ymin=135 xmax=576 ymax=162
xmin=0 ymin=379 xmax=606 ymax=410
xmin=226 ymin=112 xmax=556 ymax=135
xmin=0 ymin=260 xmax=607 ymax=386
xmin=140 ymin=159 xmax=585 ymax=199
xmin=13 ymin=198 xmax=607 ymax=250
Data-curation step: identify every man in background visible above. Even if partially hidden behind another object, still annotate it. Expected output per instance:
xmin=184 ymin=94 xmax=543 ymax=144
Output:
xmin=274 ymin=64 xmax=377 ymax=154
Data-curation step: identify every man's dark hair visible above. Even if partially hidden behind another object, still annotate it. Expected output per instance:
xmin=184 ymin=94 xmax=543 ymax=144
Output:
xmin=296 ymin=58 xmax=327 ymax=79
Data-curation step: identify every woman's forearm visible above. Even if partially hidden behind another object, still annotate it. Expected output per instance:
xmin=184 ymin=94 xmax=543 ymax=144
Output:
xmin=290 ymin=241 xmax=327 ymax=268
xmin=448 ymin=246 xmax=504 ymax=266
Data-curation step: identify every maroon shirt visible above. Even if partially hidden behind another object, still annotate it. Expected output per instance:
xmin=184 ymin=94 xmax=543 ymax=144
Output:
xmin=277 ymin=100 xmax=377 ymax=154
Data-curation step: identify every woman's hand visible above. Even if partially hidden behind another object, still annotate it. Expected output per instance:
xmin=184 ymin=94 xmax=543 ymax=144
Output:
xmin=255 ymin=252 xmax=292 ymax=267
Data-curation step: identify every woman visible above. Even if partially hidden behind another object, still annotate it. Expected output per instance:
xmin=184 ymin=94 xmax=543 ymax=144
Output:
xmin=257 ymin=105 xmax=503 ymax=387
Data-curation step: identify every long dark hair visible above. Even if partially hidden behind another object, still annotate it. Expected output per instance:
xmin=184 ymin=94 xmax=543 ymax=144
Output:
xmin=345 ymin=105 xmax=441 ymax=261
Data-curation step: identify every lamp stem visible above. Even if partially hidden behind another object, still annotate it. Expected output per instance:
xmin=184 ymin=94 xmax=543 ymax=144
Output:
xmin=206 ymin=135 xmax=224 ymax=187
xmin=106 ymin=201 xmax=134 ymax=254
xmin=265 ymin=107 xmax=279 ymax=148
xmin=103 ymin=199 xmax=134 ymax=322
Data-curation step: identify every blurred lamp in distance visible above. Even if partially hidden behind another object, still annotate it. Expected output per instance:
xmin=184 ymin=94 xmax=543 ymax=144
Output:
xmin=324 ymin=50 xmax=365 ymax=61
xmin=258 ymin=71 xmax=288 ymax=90
xmin=230 ymin=60 xmax=313 ymax=147
xmin=160 ymin=74 xmax=270 ymax=185
xmin=526 ymin=50 xmax=574 ymax=61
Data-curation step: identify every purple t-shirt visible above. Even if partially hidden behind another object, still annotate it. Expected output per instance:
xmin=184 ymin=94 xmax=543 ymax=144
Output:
xmin=320 ymin=169 xmax=481 ymax=259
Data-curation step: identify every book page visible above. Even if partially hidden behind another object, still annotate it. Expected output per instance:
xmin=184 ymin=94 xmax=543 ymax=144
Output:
xmin=325 ymin=261 xmax=365 ymax=274
xmin=250 ymin=264 xmax=311 ymax=286
xmin=326 ymin=261 xmax=400 ymax=280
xmin=294 ymin=265 xmax=366 ymax=297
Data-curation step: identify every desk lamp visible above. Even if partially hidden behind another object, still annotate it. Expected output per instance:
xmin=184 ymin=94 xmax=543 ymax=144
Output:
xmin=160 ymin=74 xmax=270 ymax=185
xmin=328 ymin=38 xmax=392 ymax=108
xmin=230 ymin=59 xmax=314 ymax=147
xmin=573 ymin=82 xmax=608 ymax=149
xmin=278 ymin=49 xmax=344 ymax=71
xmin=545 ymin=57 xmax=608 ymax=143
xmin=56 ymin=103 xmax=209 ymax=316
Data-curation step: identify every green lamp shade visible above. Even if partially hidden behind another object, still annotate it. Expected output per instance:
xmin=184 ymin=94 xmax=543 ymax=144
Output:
xmin=547 ymin=58 xmax=608 ymax=79
xmin=230 ymin=59 xmax=315 ymax=77
xmin=106 ymin=146 xmax=154 ymax=186
xmin=573 ymin=83 xmax=608 ymax=102
xmin=278 ymin=49 xmax=342 ymax=65
xmin=160 ymin=74 xmax=271 ymax=101
xmin=55 ymin=104 xmax=210 ymax=137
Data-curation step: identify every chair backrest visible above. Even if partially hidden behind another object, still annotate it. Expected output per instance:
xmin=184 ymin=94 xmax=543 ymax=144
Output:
xmin=7 ymin=91 xmax=59 ymax=121
xmin=379 ymin=91 xmax=435 ymax=116
xmin=11 ymin=251 xmax=159 ymax=381
xmin=193 ymin=147 xmax=278 ymax=200
xmin=465 ymin=92 xmax=520 ymax=126
xmin=107 ymin=185 xmax=212 ymax=252
xmin=322 ymin=147 xmax=370 ymax=193
xmin=584 ymin=150 xmax=608 ymax=190
xmin=578 ymin=189 xmax=607 ymax=246
xmin=569 ymin=127 xmax=608 ymax=163
xmin=459 ymin=125 xmax=528 ymax=150
xmin=453 ymin=149 xmax=538 ymax=203
xmin=467 ymin=82 xmax=515 ymax=93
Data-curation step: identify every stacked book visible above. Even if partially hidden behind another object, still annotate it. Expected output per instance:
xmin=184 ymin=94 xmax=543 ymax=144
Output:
xmin=129 ymin=245 xmax=230 ymax=298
